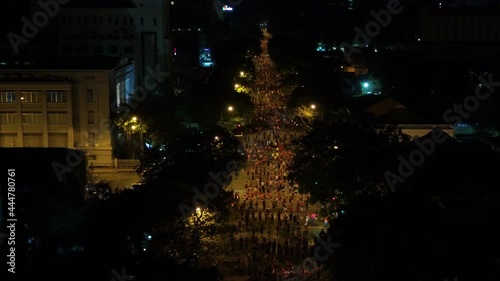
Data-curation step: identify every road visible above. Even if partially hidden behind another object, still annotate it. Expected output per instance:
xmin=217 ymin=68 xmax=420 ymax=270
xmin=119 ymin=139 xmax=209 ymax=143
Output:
xmin=222 ymin=27 xmax=328 ymax=281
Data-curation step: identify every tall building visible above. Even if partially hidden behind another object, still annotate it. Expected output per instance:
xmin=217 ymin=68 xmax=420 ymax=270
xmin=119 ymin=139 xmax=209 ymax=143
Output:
xmin=327 ymin=0 xmax=359 ymax=10
xmin=0 ymin=56 xmax=133 ymax=166
xmin=1 ymin=0 xmax=171 ymax=97
xmin=170 ymin=0 xmax=213 ymax=67
xmin=56 ymin=0 xmax=171 ymax=91
xmin=420 ymin=7 xmax=500 ymax=42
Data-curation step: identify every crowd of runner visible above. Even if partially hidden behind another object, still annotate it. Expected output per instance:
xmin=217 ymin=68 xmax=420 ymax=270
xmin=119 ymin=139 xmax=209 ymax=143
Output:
xmin=225 ymin=128 xmax=326 ymax=280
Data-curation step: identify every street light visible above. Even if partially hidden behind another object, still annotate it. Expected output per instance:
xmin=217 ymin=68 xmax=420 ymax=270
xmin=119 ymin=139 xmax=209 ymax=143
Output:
xmin=132 ymin=116 xmax=137 ymax=122
xmin=234 ymin=84 xmax=240 ymax=89
xmin=240 ymin=71 xmax=244 ymax=77
xmin=221 ymin=106 xmax=234 ymax=122
xmin=310 ymin=104 xmax=323 ymax=121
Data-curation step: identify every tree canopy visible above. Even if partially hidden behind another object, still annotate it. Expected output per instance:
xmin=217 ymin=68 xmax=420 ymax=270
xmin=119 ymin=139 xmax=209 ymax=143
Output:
xmin=288 ymin=115 xmax=409 ymax=208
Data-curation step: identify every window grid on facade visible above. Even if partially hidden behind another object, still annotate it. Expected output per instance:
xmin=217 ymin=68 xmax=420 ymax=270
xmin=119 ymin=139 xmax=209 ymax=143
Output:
xmin=47 ymin=91 xmax=66 ymax=103
xmin=22 ymin=112 xmax=42 ymax=124
xmin=0 ymin=91 xmax=16 ymax=102
xmin=20 ymin=92 xmax=40 ymax=103
xmin=0 ymin=112 xmax=16 ymax=124
xmin=88 ymin=111 xmax=95 ymax=124
xmin=47 ymin=112 xmax=67 ymax=125
xmin=87 ymin=89 xmax=94 ymax=102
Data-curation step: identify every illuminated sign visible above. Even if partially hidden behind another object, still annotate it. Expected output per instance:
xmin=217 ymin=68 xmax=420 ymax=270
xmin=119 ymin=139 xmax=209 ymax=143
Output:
xmin=222 ymin=5 xmax=233 ymax=11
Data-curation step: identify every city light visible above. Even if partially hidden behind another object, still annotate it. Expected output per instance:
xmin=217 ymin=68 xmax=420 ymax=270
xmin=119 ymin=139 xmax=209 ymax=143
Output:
xmin=311 ymin=104 xmax=316 ymax=109
xmin=234 ymin=84 xmax=240 ymax=89
xmin=363 ymin=82 xmax=369 ymax=88
xmin=131 ymin=125 xmax=136 ymax=130
xmin=132 ymin=116 xmax=137 ymax=122
xmin=228 ymin=106 xmax=233 ymax=111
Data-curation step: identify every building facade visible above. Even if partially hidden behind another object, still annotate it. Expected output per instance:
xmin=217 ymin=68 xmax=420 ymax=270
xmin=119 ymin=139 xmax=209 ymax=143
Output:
xmin=420 ymin=8 xmax=500 ymax=42
xmin=51 ymin=0 xmax=171 ymax=91
xmin=0 ymin=57 xmax=133 ymax=166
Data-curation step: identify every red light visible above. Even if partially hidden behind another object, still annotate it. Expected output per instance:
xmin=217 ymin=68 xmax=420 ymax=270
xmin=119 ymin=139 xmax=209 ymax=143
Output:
xmin=332 ymin=197 xmax=336 ymax=200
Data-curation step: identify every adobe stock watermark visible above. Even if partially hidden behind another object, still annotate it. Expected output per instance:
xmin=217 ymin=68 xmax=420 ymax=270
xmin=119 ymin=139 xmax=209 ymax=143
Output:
xmin=213 ymin=0 xmax=243 ymax=21
xmin=282 ymin=234 xmax=340 ymax=280
xmin=178 ymin=143 xmax=244 ymax=218
xmin=384 ymin=74 xmax=499 ymax=191
xmin=340 ymin=0 xmax=403 ymax=63
xmin=7 ymin=0 xmax=70 ymax=54
xmin=51 ymin=65 xmax=169 ymax=181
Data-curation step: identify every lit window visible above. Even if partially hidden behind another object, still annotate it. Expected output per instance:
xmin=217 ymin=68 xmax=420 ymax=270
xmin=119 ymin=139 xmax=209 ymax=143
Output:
xmin=20 ymin=92 xmax=40 ymax=103
xmin=47 ymin=91 xmax=66 ymax=103
xmin=0 ymin=91 xmax=16 ymax=103
xmin=171 ymin=1 xmax=174 ymax=5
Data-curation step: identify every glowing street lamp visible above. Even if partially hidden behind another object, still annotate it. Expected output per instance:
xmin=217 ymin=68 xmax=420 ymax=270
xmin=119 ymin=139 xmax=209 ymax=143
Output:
xmin=132 ymin=116 xmax=137 ymax=122
xmin=234 ymin=84 xmax=240 ymax=89
xmin=221 ymin=106 xmax=234 ymax=122
xmin=310 ymin=104 xmax=323 ymax=121
xmin=240 ymin=71 xmax=245 ymax=77
xmin=131 ymin=125 xmax=137 ymax=130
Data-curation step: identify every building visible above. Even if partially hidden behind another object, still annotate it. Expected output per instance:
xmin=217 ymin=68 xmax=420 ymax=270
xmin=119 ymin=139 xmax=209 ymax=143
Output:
xmin=0 ymin=56 xmax=133 ymax=166
xmin=170 ymin=0 xmax=214 ymax=67
xmin=363 ymin=97 xmax=455 ymax=138
xmin=327 ymin=0 xmax=359 ymax=10
xmin=0 ymin=0 xmax=171 ymax=91
xmin=55 ymin=0 xmax=171 ymax=89
xmin=420 ymin=7 xmax=500 ymax=42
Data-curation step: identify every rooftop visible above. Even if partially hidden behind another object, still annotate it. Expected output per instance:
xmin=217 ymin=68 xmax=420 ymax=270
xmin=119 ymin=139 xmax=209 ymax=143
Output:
xmin=0 ymin=56 xmax=129 ymax=71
